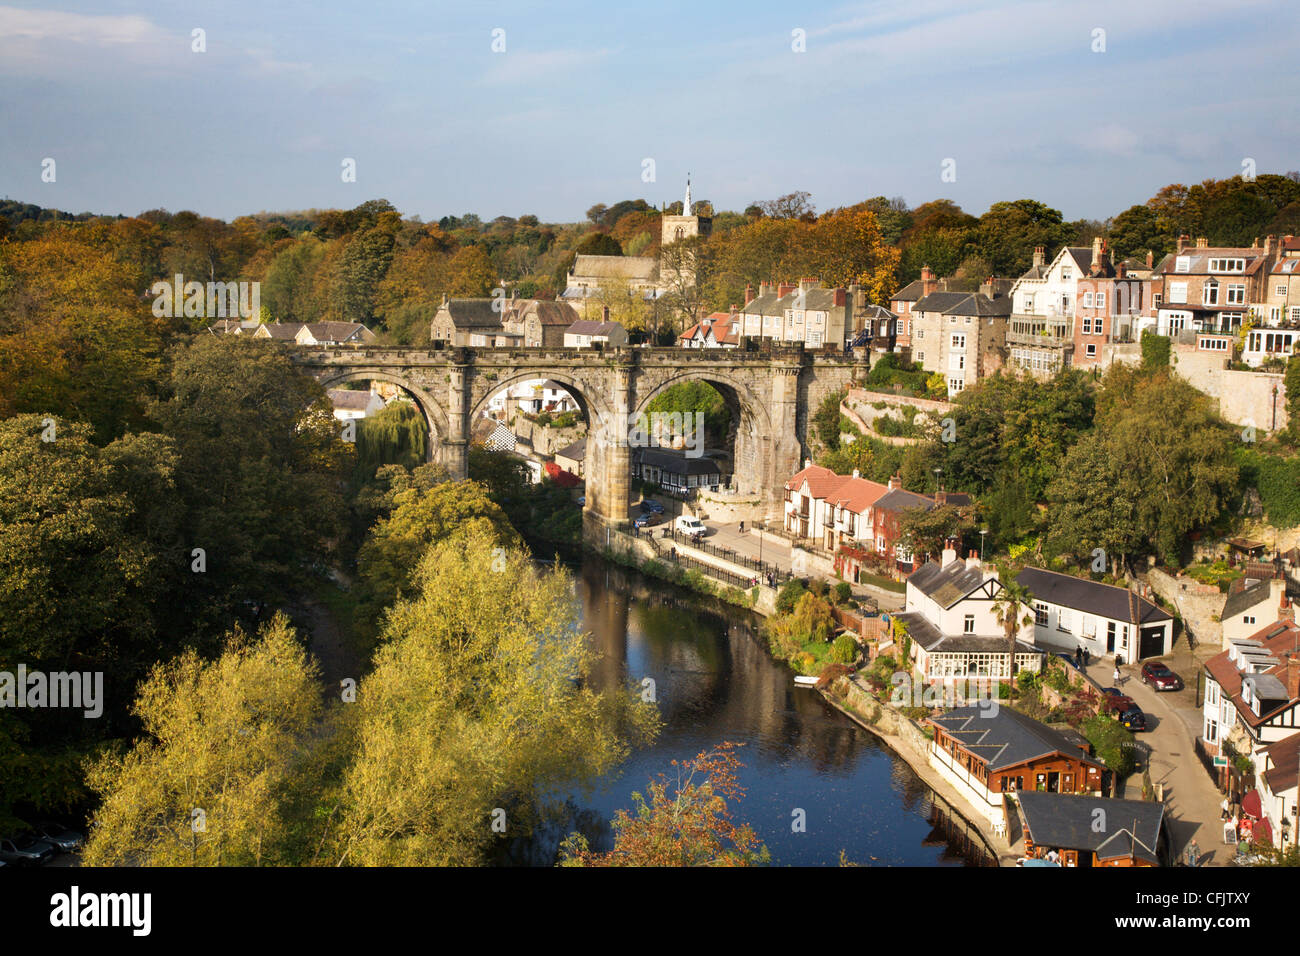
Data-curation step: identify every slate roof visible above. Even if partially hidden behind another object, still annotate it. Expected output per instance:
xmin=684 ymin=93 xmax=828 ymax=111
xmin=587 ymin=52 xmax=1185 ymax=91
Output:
xmin=441 ymin=299 xmax=504 ymax=329
xmin=302 ymin=321 xmax=372 ymax=342
xmin=893 ymin=610 xmax=1036 ymax=655
xmin=908 ymin=559 xmax=995 ymax=609
xmin=1015 ymin=567 xmax=1172 ymax=626
xmin=891 ymin=279 xmax=927 ymax=302
xmin=565 ymin=320 xmax=624 ymax=337
xmin=520 ymin=300 xmax=581 ymax=326
xmin=1063 ymin=247 xmax=1095 ymax=275
xmin=1015 ymin=791 xmax=1163 ymax=865
xmin=928 ymin=707 xmax=1103 ymax=773
xmin=1222 ymin=577 xmax=1275 ymax=620
xmin=913 ymin=291 xmax=1012 ymax=318
xmin=636 ymin=448 xmax=722 ymax=477
xmin=555 ymin=438 xmax=586 ymax=463
xmin=740 ymin=291 xmax=790 ymax=317
xmin=1156 ymin=247 xmax=1271 ymax=277
xmin=874 ymin=488 xmax=936 ymax=514
xmin=327 ymin=388 xmax=376 ymax=411
xmin=256 ymin=322 xmax=301 ymax=340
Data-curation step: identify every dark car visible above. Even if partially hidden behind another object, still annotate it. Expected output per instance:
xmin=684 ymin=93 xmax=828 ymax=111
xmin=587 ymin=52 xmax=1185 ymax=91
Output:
xmin=1141 ymin=661 xmax=1183 ymax=691
xmin=35 ymin=823 xmax=84 ymax=853
xmin=0 ymin=834 xmax=57 ymax=866
xmin=1117 ymin=707 xmax=1146 ymax=732
xmin=640 ymin=499 xmax=665 ymax=514
xmin=633 ymin=512 xmax=662 ymax=529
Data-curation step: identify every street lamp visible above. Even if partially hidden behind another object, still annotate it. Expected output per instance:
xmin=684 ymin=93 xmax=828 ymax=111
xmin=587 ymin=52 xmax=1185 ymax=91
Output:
xmin=980 ymin=529 xmax=988 ymax=561
xmin=933 ymin=466 xmax=942 ymax=492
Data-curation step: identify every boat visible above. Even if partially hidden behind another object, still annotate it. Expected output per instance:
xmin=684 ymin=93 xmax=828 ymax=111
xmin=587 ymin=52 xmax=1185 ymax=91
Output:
xmin=793 ymin=675 xmax=819 ymax=687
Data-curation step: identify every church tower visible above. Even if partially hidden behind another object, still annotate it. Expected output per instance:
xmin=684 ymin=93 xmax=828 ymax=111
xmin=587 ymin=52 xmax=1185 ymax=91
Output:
xmin=661 ymin=174 xmax=712 ymax=247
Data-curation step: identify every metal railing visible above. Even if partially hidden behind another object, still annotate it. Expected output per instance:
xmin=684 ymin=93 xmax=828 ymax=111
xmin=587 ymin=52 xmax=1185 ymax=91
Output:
xmin=634 ymin=528 xmax=793 ymax=587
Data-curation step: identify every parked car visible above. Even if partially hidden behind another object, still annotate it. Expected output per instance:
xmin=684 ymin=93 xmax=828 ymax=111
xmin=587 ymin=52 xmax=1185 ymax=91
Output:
xmin=640 ymin=499 xmax=664 ymax=514
xmin=674 ymin=515 xmax=706 ymax=536
xmin=575 ymin=496 xmax=585 ymax=507
xmin=633 ymin=512 xmax=662 ymax=529
xmin=35 ymin=823 xmax=84 ymax=853
xmin=1141 ymin=661 xmax=1184 ymax=691
xmin=0 ymin=834 xmax=57 ymax=866
xmin=1117 ymin=707 xmax=1147 ymax=732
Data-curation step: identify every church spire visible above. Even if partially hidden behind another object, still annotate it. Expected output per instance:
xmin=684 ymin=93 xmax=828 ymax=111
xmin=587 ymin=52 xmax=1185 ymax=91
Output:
xmin=684 ymin=174 xmax=692 ymax=216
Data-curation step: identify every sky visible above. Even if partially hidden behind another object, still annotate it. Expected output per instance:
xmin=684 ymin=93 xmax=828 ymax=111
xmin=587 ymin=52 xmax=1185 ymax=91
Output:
xmin=1 ymin=0 xmax=1297 ymax=225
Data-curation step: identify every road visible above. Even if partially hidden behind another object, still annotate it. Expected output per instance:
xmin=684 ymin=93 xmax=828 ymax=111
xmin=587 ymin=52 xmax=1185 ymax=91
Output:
xmin=1084 ymin=653 xmax=1227 ymax=866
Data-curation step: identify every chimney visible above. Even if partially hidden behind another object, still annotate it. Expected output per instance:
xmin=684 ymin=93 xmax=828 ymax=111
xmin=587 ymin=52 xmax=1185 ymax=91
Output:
xmin=921 ymin=266 xmax=937 ymax=297
xmin=1285 ymin=654 xmax=1300 ymax=701
xmin=1146 ymin=250 xmax=1154 ymax=269
xmin=1176 ymin=235 xmax=1190 ymax=254
xmin=834 ymin=288 xmax=847 ymax=307
xmin=1117 ymin=260 xmax=1128 ymax=280
xmin=730 ymin=304 xmax=738 ymax=318
xmin=759 ymin=281 xmax=770 ymax=298
xmin=1196 ymin=237 xmax=1208 ymax=249
xmin=941 ymin=537 xmax=959 ymax=568
xmin=1032 ymin=247 xmax=1045 ymax=269
xmin=978 ymin=278 xmax=994 ymax=300
xmin=745 ymin=283 xmax=755 ymax=305
xmin=935 ymin=489 xmax=947 ymax=506
xmin=602 ymin=305 xmax=610 ymax=323
xmin=888 ymin=474 xmax=902 ymax=490
xmin=777 ymin=281 xmax=797 ymax=298
xmin=804 ymin=458 xmax=812 ymax=470
xmin=441 ymin=292 xmax=448 ymax=306
xmin=966 ymin=549 xmax=981 ymax=572
xmin=1280 ymin=595 xmax=1295 ymax=624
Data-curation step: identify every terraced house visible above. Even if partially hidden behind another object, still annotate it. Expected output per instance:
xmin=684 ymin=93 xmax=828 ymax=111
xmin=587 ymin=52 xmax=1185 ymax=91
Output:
xmin=909 ymin=279 xmax=1011 ymax=396
xmin=1150 ymin=235 xmax=1280 ymax=337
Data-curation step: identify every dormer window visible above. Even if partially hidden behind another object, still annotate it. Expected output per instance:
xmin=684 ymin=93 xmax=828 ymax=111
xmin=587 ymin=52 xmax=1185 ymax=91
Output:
xmin=1175 ymin=256 xmax=1191 ymax=273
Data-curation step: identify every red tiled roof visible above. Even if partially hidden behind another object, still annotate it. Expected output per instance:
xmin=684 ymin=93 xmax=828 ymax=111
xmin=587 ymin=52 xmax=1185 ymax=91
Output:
xmin=785 ymin=464 xmax=850 ymax=497
xmin=828 ymin=476 xmax=890 ymax=514
xmin=1204 ymin=621 xmax=1300 ymax=728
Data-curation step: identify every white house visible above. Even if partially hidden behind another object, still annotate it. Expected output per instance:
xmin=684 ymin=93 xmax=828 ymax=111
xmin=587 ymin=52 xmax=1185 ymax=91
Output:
xmin=1015 ymin=567 xmax=1174 ymax=662
xmin=1222 ymin=576 xmax=1289 ymax=647
xmin=894 ymin=546 xmax=1042 ymax=687
xmin=1202 ymin=621 xmax=1300 ymax=761
xmin=327 ymin=388 xmax=385 ymax=421
xmin=562 ymin=320 xmax=628 ymax=349
xmin=486 ymin=379 xmax=577 ymax=418
xmin=1253 ymin=733 xmax=1300 ymax=850
xmin=782 ymin=463 xmax=888 ymax=550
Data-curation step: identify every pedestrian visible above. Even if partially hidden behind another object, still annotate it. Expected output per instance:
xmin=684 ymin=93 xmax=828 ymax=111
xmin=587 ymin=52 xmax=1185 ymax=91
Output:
xmin=1186 ymin=839 xmax=1200 ymax=867
xmin=1083 ymin=647 xmax=1090 ymax=667
xmin=1112 ymin=663 xmax=1120 ymax=685
xmin=739 ymin=521 xmax=745 ymax=534
xmin=1074 ymin=647 xmax=1082 ymax=669
xmin=1221 ymin=797 xmax=1231 ymax=821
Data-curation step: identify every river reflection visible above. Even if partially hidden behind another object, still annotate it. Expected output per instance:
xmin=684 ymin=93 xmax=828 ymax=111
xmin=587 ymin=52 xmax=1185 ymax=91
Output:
xmin=512 ymin=558 xmax=990 ymax=867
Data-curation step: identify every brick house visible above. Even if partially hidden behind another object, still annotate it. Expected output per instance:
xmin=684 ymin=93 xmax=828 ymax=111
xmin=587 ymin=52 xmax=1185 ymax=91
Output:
xmin=908 ymin=280 xmax=1011 ymax=396
xmin=1151 ymin=235 xmax=1280 ymax=337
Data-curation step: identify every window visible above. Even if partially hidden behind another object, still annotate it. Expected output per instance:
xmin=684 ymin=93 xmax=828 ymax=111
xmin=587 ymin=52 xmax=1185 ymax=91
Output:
xmin=1168 ymin=281 xmax=1188 ymax=304
xmin=1175 ymin=256 xmax=1191 ymax=273
xmin=1034 ymin=603 xmax=1048 ymax=626
xmin=964 ymin=614 xmax=975 ymax=634
xmin=1062 ymin=267 xmax=1072 ymax=280
xmin=1244 ymin=615 xmax=1256 ymax=625
xmin=1086 ymin=344 xmax=1097 ymax=357
xmin=1096 ymin=292 xmax=1106 ymax=309
xmin=917 ymin=329 xmax=924 ymax=339
xmin=948 ymin=378 xmax=964 ymax=394
xmin=951 ymin=333 xmax=966 ymax=350
xmin=1277 ymin=284 xmax=1288 ymax=297
xmin=1058 ymin=609 xmax=1072 ymax=633
xmin=1082 ymin=292 xmax=1093 ymax=308
xmin=1227 ymin=284 xmax=1245 ymax=305
xmin=916 ymin=351 xmax=925 ymax=362
xmin=1209 ymin=258 xmax=1245 ymax=273
xmin=949 ymin=353 xmax=965 ymax=370
xmin=1153 ymin=293 xmax=1163 ymax=307
xmin=1023 ymin=294 xmax=1035 ymax=312
xmin=1203 ymin=281 xmax=1219 ymax=306
xmin=965 ymin=316 xmax=972 ymax=324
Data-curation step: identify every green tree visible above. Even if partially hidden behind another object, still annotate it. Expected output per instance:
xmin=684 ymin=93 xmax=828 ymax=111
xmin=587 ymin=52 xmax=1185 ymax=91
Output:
xmin=335 ymin=528 xmax=657 ymax=865
xmin=991 ymin=574 xmax=1035 ymax=693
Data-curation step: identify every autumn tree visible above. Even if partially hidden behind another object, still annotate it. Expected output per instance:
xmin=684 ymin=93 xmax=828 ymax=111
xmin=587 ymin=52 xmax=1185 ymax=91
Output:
xmin=559 ymin=742 xmax=769 ymax=866
xmin=333 ymin=528 xmax=658 ymax=866
xmin=83 ymin=614 xmax=322 ymax=866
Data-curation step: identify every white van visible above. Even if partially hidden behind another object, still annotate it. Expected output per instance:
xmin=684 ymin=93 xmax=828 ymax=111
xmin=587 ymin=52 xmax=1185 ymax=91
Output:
xmin=675 ymin=516 xmax=706 ymax=536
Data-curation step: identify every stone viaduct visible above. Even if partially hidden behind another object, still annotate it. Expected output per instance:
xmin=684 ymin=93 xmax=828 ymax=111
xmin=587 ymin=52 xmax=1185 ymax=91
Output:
xmin=290 ymin=344 xmax=867 ymax=532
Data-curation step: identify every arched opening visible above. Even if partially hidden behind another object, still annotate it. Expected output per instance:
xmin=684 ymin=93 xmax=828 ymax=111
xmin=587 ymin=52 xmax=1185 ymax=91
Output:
xmin=632 ymin=374 xmax=771 ymax=503
xmin=317 ymin=370 xmax=448 ymax=475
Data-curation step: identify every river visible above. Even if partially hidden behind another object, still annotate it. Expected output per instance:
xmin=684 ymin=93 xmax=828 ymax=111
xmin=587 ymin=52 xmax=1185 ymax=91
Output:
xmin=514 ymin=557 xmax=992 ymax=866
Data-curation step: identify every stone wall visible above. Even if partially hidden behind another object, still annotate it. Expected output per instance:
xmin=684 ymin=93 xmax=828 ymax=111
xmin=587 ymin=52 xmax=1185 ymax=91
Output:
xmin=1171 ymin=347 xmax=1290 ymax=434
xmin=1144 ymin=567 xmax=1226 ymax=649
xmin=510 ymin=417 xmax=585 ymax=457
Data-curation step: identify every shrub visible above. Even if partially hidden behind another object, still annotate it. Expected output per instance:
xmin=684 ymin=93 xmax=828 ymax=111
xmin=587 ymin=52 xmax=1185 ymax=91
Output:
xmin=1082 ymin=715 xmax=1137 ymax=777
xmin=776 ymin=580 xmax=807 ymax=615
xmin=834 ymin=582 xmax=852 ymax=604
xmin=829 ymin=634 xmax=858 ymax=665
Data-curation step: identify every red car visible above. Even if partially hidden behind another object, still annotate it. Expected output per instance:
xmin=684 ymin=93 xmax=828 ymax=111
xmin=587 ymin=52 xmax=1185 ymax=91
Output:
xmin=1141 ymin=661 xmax=1184 ymax=691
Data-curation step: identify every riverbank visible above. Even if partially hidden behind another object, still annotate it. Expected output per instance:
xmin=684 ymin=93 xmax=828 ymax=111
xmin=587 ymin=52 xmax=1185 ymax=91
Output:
xmin=818 ymin=677 xmax=1018 ymax=866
